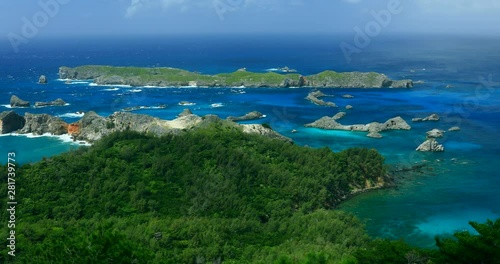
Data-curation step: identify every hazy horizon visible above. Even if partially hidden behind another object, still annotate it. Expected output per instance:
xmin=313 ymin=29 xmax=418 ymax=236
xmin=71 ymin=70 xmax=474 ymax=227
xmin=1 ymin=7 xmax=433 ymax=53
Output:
xmin=2 ymin=0 xmax=500 ymax=38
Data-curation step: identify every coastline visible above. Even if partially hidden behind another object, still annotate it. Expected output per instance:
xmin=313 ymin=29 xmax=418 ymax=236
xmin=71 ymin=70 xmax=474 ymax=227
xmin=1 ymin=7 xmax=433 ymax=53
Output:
xmin=59 ymin=65 xmax=414 ymax=89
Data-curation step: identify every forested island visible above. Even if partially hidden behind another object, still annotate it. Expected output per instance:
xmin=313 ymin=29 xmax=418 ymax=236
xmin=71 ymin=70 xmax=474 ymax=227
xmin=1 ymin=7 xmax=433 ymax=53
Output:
xmin=58 ymin=65 xmax=414 ymax=88
xmin=1 ymin=125 xmax=499 ymax=263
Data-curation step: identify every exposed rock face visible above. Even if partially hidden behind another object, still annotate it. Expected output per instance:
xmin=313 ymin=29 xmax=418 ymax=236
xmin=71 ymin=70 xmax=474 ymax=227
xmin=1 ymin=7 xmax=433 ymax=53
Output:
xmin=38 ymin=75 xmax=48 ymax=84
xmin=448 ymin=126 xmax=461 ymax=132
xmin=0 ymin=111 xmax=26 ymax=134
xmin=345 ymin=105 xmax=353 ymax=110
xmin=10 ymin=95 xmax=30 ymax=107
xmin=416 ymin=139 xmax=444 ymax=152
xmin=426 ymin=129 xmax=444 ymax=138
xmin=7 ymin=109 xmax=290 ymax=143
xmin=178 ymin=109 xmax=193 ymax=118
xmin=367 ymin=132 xmax=383 ymax=138
xmin=332 ymin=112 xmax=346 ymax=121
xmin=19 ymin=113 xmax=68 ymax=135
xmin=70 ymin=111 xmax=109 ymax=141
xmin=35 ymin=98 xmax=67 ymax=107
xmin=306 ymin=90 xmax=337 ymax=107
xmin=305 ymin=116 xmax=411 ymax=138
xmin=342 ymin=94 xmax=354 ymax=98
xmin=227 ymin=111 xmax=265 ymax=121
xmin=242 ymin=124 xmax=292 ymax=142
xmin=412 ymin=113 xmax=440 ymax=122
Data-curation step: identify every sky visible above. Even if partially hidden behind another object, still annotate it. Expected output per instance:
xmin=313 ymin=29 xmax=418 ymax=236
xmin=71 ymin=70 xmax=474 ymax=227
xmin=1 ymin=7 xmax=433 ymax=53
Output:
xmin=1 ymin=0 xmax=500 ymax=38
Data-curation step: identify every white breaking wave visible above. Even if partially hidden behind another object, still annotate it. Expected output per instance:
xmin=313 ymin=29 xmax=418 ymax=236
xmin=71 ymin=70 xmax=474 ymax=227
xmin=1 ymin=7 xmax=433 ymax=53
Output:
xmin=0 ymin=132 xmax=91 ymax=146
xmin=101 ymin=88 xmax=120 ymax=91
xmin=58 ymin=112 xmax=85 ymax=118
xmin=129 ymin=89 xmax=142 ymax=93
xmin=1 ymin=104 xmax=12 ymax=108
xmin=211 ymin=103 xmax=224 ymax=108
xmin=90 ymin=83 xmax=132 ymax=88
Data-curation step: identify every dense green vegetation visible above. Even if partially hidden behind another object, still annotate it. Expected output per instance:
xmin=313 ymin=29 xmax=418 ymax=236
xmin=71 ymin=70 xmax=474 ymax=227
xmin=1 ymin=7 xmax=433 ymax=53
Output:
xmin=0 ymin=125 xmax=499 ymax=263
xmin=60 ymin=65 xmax=402 ymax=88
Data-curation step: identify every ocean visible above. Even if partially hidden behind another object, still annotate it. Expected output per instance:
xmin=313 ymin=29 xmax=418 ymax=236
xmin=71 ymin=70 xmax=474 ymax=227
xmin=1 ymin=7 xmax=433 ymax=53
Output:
xmin=1 ymin=34 xmax=499 ymax=247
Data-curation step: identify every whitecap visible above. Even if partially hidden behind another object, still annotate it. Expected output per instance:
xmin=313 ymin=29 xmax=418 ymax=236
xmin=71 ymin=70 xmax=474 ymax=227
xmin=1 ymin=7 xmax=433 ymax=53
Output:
xmin=211 ymin=103 xmax=224 ymax=108
xmin=1 ymin=132 xmax=91 ymax=146
xmin=1 ymin=104 xmax=12 ymax=108
xmin=129 ymin=89 xmax=142 ymax=93
xmin=101 ymin=88 xmax=120 ymax=91
xmin=57 ymin=112 xmax=85 ymax=118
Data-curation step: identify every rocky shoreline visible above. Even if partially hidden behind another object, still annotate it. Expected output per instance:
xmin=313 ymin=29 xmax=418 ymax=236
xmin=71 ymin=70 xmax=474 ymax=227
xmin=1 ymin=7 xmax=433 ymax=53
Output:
xmin=59 ymin=65 xmax=414 ymax=88
xmin=304 ymin=113 xmax=411 ymax=138
xmin=305 ymin=90 xmax=337 ymax=107
xmin=0 ymin=110 xmax=291 ymax=143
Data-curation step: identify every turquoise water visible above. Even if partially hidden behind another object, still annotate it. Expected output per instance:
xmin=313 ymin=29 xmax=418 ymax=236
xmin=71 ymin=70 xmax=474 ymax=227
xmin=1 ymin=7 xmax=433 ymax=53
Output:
xmin=0 ymin=35 xmax=499 ymax=247
xmin=0 ymin=135 xmax=82 ymax=165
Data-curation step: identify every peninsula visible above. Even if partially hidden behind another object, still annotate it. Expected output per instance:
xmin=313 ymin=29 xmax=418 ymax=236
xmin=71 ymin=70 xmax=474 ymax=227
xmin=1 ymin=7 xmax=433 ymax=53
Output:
xmin=59 ymin=65 xmax=414 ymax=88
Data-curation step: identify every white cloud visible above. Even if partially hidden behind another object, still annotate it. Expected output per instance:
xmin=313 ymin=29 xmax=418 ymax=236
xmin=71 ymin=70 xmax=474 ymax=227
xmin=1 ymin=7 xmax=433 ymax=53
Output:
xmin=126 ymin=0 xmax=151 ymax=18
xmin=416 ymin=0 xmax=500 ymax=14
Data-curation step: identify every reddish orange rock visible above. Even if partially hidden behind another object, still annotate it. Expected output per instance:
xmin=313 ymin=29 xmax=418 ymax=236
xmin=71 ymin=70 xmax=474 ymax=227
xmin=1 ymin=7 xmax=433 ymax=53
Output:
xmin=67 ymin=123 xmax=80 ymax=135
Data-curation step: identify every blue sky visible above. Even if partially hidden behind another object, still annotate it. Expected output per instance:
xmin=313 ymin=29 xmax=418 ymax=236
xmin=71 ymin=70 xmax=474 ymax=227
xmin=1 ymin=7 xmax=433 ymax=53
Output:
xmin=1 ymin=0 xmax=500 ymax=37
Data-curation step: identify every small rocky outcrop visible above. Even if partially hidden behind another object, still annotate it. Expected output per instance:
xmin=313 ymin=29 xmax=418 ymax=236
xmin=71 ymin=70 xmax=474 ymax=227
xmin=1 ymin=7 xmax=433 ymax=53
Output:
xmin=178 ymin=101 xmax=196 ymax=106
xmin=426 ymin=129 xmax=444 ymax=138
xmin=306 ymin=90 xmax=337 ymax=107
xmin=35 ymin=98 xmax=67 ymax=107
xmin=0 ymin=111 xmax=26 ymax=134
xmin=342 ymin=94 xmax=354 ymax=99
xmin=38 ymin=75 xmax=48 ymax=84
xmin=227 ymin=111 xmax=265 ymax=122
xmin=448 ymin=126 xmax=460 ymax=132
xmin=345 ymin=105 xmax=353 ymax=110
xmin=367 ymin=132 xmax=383 ymax=138
xmin=416 ymin=139 xmax=444 ymax=152
xmin=304 ymin=116 xmax=411 ymax=138
xmin=412 ymin=113 xmax=440 ymax=122
xmin=178 ymin=109 xmax=193 ymax=118
xmin=332 ymin=112 xmax=346 ymax=121
xmin=19 ymin=113 xmax=68 ymax=135
xmin=10 ymin=95 xmax=30 ymax=108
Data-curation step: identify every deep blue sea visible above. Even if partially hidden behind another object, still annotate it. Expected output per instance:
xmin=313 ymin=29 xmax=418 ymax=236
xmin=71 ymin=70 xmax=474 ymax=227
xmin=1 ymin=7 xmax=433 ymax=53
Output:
xmin=1 ymin=34 xmax=499 ymax=247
